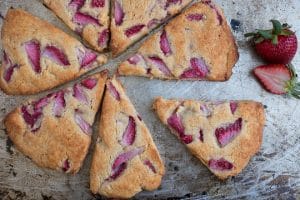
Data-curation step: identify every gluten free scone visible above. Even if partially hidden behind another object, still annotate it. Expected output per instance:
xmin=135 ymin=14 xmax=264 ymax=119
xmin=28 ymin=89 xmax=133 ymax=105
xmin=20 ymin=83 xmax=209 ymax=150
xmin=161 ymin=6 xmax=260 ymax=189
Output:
xmin=4 ymin=71 xmax=107 ymax=174
xmin=110 ymin=0 xmax=192 ymax=56
xmin=118 ymin=1 xmax=239 ymax=81
xmin=153 ymin=97 xmax=265 ymax=180
xmin=90 ymin=77 xmax=165 ymax=198
xmin=0 ymin=9 xmax=107 ymax=95
xmin=43 ymin=0 xmax=110 ymax=52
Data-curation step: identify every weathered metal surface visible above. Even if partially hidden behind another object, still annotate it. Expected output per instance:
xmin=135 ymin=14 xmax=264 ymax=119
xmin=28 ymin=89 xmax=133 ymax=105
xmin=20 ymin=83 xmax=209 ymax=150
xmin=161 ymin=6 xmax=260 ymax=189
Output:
xmin=0 ymin=0 xmax=300 ymax=199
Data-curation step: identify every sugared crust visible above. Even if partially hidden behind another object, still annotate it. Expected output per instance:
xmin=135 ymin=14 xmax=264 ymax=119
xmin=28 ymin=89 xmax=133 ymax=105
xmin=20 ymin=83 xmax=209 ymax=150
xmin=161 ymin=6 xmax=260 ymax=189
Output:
xmin=118 ymin=1 xmax=239 ymax=81
xmin=90 ymin=77 xmax=165 ymax=198
xmin=43 ymin=0 xmax=110 ymax=52
xmin=4 ymin=71 xmax=108 ymax=174
xmin=0 ymin=9 xmax=107 ymax=95
xmin=153 ymin=97 xmax=265 ymax=180
xmin=110 ymin=0 xmax=192 ymax=56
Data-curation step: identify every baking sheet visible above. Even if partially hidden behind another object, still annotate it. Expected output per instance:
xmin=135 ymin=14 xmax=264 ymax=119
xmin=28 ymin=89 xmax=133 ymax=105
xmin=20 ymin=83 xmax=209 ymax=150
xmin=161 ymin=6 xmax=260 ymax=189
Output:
xmin=0 ymin=0 xmax=300 ymax=199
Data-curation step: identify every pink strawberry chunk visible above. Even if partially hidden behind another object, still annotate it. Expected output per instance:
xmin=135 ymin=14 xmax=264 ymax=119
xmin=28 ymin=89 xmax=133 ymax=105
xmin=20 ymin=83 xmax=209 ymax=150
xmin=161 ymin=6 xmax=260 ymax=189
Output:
xmin=203 ymin=0 xmax=223 ymax=25
xmin=76 ymin=48 xmax=97 ymax=69
xmin=91 ymin=0 xmax=105 ymax=7
xmin=3 ymin=51 xmax=18 ymax=82
xmin=98 ymin=29 xmax=109 ymax=47
xmin=167 ymin=113 xmax=193 ymax=144
xmin=147 ymin=18 xmax=160 ymax=29
xmin=43 ymin=46 xmax=70 ymax=66
xmin=160 ymin=30 xmax=172 ymax=56
xmin=74 ymin=109 xmax=92 ymax=135
xmin=215 ymin=118 xmax=242 ymax=147
xmin=108 ymin=82 xmax=121 ymax=101
xmin=69 ymin=0 xmax=85 ymax=10
xmin=125 ymin=24 xmax=145 ymax=38
xmin=144 ymin=160 xmax=156 ymax=173
xmin=114 ymin=0 xmax=124 ymax=26
xmin=24 ymin=40 xmax=41 ymax=73
xmin=148 ymin=56 xmax=171 ymax=76
xmin=199 ymin=129 xmax=204 ymax=142
xmin=21 ymin=106 xmax=43 ymax=132
xmin=180 ymin=57 xmax=209 ymax=79
xmin=165 ymin=0 xmax=182 ymax=8
xmin=209 ymin=158 xmax=233 ymax=171
xmin=34 ymin=97 xmax=50 ymax=111
xmin=187 ymin=13 xmax=204 ymax=21
xmin=121 ymin=116 xmax=136 ymax=146
xmin=81 ymin=78 xmax=97 ymax=89
xmin=230 ymin=101 xmax=238 ymax=114
xmin=127 ymin=54 xmax=143 ymax=65
xmin=53 ymin=91 xmax=66 ymax=117
xmin=108 ymin=162 xmax=127 ymax=180
xmin=73 ymin=12 xmax=100 ymax=26
xmin=73 ymin=83 xmax=88 ymax=103
xmin=62 ymin=159 xmax=70 ymax=172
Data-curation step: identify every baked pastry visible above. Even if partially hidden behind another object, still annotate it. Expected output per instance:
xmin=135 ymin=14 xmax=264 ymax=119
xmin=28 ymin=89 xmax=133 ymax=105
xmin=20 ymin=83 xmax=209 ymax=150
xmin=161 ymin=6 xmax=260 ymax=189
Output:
xmin=118 ymin=1 xmax=239 ymax=81
xmin=0 ymin=9 xmax=107 ymax=95
xmin=153 ymin=97 xmax=265 ymax=180
xmin=4 ymin=71 xmax=107 ymax=174
xmin=110 ymin=0 xmax=192 ymax=56
xmin=43 ymin=0 xmax=110 ymax=52
xmin=90 ymin=77 xmax=165 ymax=198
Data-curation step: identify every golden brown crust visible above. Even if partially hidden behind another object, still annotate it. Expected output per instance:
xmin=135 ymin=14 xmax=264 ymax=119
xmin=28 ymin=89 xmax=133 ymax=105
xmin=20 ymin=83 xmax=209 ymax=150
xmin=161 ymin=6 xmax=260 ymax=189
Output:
xmin=4 ymin=71 xmax=108 ymax=174
xmin=90 ymin=77 xmax=165 ymax=198
xmin=118 ymin=1 xmax=239 ymax=81
xmin=110 ymin=0 xmax=192 ymax=56
xmin=0 ymin=9 xmax=107 ymax=95
xmin=153 ymin=97 xmax=265 ymax=180
xmin=43 ymin=0 xmax=110 ymax=52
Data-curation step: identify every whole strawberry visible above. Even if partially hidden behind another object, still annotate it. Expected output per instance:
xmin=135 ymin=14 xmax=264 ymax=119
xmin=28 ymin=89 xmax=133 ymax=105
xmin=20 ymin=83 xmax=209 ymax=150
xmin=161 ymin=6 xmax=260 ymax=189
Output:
xmin=245 ymin=20 xmax=298 ymax=64
xmin=253 ymin=64 xmax=300 ymax=98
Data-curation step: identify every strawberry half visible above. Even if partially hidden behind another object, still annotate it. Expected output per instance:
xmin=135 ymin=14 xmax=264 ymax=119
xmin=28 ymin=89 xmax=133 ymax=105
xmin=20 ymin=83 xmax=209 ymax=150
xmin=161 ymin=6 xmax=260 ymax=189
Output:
xmin=253 ymin=64 xmax=300 ymax=98
xmin=245 ymin=20 xmax=298 ymax=64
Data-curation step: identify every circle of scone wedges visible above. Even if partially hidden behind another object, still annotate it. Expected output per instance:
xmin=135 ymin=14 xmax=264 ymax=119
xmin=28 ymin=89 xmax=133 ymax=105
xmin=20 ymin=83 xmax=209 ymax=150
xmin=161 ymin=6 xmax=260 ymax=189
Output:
xmin=1 ymin=0 xmax=266 ymax=199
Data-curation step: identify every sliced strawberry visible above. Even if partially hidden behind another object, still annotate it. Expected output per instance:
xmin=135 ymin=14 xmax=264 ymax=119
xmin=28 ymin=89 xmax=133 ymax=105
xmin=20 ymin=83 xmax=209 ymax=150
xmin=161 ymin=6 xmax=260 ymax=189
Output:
xmin=76 ymin=48 xmax=97 ymax=69
xmin=53 ymin=91 xmax=66 ymax=117
xmin=203 ymin=0 xmax=223 ymax=25
xmin=230 ymin=101 xmax=238 ymax=114
xmin=108 ymin=82 xmax=121 ymax=101
xmin=2 ymin=51 xmax=18 ymax=82
xmin=91 ymin=0 xmax=105 ymax=7
xmin=43 ymin=46 xmax=70 ymax=66
xmin=199 ymin=129 xmax=204 ymax=142
xmin=127 ymin=54 xmax=143 ymax=65
xmin=148 ymin=56 xmax=171 ymax=76
xmin=121 ymin=116 xmax=136 ymax=146
xmin=73 ymin=12 xmax=100 ymax=26
xmin=73 ymin=83 xmax=88 ymax=103
xmin=147 ymin=18 xmax=160 ymax=29
xmin=114 ymin=0 xmax=124 ymax=26
xmin=209 ymin=158 xmax=233 ymax=171
xmin=144 ymin=160 xmax=156 ymax=173
xmin=180 ymin=57 xmax=209 ymax=79
xmin=215 ymin=118 xmax=242 ymax=147
xmin=34 ymin=97 xmax=50 ymax=111
xmin=98 ymin=29 xmax=109 ymax=47
xmin=24 ymin=40 xmax=41 ymax=73
xmin=21 ymin=106 xmax=43 ymax=132
xmin=187 ymin=13 xmax=204 ymax=21
xmin=81 ymin=78 xmax=97 ymax=89
xmin=165 ymin=0 xmax=182 ymax=8
xmin=125 ymin=24 xmax=145 ymax=38
xmin=160 ymin=30 xmax=172 ymax=56
xmin=69 ymin=0 xmax=85 ymax=10
xmin=62 ymin=159 xmax=70 ymax=172
xmin=74 ymin=109 xmax=92 ymax=135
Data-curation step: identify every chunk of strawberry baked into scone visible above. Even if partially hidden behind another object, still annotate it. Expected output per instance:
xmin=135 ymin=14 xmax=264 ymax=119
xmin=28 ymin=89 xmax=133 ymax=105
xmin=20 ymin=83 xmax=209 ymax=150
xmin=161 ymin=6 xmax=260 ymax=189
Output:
xmin=153 ymin=97 xmax=265 ymax=180
xmin=90 ymin=77 xmax=165 ymax=198
xmin=43 ymin=0 xmax=109 ymax=52
xmin=0 ymin=9 xmax=107 ymax=95
xmin=118 ymin=1 xmax=239 ymax=81
xmin=110 ymin=0 xmax=192 ymax=56
xmin=4 ymin=71 xmax=107 ymax=174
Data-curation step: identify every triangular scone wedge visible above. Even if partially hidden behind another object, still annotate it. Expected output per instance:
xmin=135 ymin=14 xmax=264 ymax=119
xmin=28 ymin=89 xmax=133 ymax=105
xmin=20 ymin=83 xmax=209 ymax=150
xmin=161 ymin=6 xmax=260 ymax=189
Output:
xmin=110 ymin=0 xmax=192 ymax=56
xmin=118 ymin=1 xmax=239 ymax=81
xmin=90 ymin=77 xmax=165 ymax=198
xmin=4 ymin=70 xmax=107 ymax=174
xmin=153 ymin=97 xmax=265 ymax=180
xmin=0 ymin=9 xmax=107 ymax=95
xmin=43 ymin=0 xmax=110 ymax=52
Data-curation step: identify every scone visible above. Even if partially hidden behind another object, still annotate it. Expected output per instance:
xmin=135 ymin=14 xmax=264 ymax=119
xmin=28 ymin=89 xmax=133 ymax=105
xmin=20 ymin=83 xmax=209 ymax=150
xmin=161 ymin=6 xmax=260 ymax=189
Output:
xmin=153 ymin=97 xmax=265 ymax=180
xmin=90 ymin=77 xmax=165 ymax=198
xmin=110 ymin=0 xmax=192 ymax=56
xmin=118 ymin=1 xmax=239 ymax=81
xmin=43 ymin=0 xmax=110 ymax=52
xmin=0 ymin=9 xmax=107 ymax=95
xmin=4 ymin=71 xmax=107 ymax=174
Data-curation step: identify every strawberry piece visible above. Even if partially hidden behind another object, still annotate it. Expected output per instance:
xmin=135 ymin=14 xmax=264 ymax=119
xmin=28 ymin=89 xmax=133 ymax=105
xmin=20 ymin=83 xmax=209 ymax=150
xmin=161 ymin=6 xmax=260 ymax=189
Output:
xmin=167 ymin=113 xmax=193 ymax=144
xmin=2 ymin=51 xmax=18 ymax=82
xmin=81 ymin=78 xmax=97 ymax=89
xmin=98 ymin=29 xmax=109 ymax=47
xmin=73 ymin=12 xmax=100 ymax=26
xmin=199 ymin=129 xmax=204 ymax=142
xmin=165 ymin=0 xmax=182 ymax=8
xmin=34 ymin=97 xmax=50 ymax=111
xmin=108 ymin=162 xmax=127 ymax=180
xmin=209 ymin=158 xmax=233 ymax=171
xmin=53 ymin=91 xmax=66 ymax=117
xmin=73 ymin=83 xmax=88 ymax=103
xmin=74 ymin=109 xmax=92 ymax=135
xmin=215 ymin=118 xmax=242 ymax=147
xmin=121 ymin=116 xmax=136 ymax=146
xmin=69 ymin=0 xmax=85 ymax=10
xmin=148 ymin=56 xmax=171 ymax=76
xmin=144 ymin=160 xmax=156 ymax=173
xmin=160 ymin=30 xmax=172 ymax=56
xmin=125 ymin=24 xmax=145 ymax=38
xmin=76 ymin=48 xmax=97 ymax=69
xmin=108 ymin=82 xmax=121 ymax=101
xmin=203 ymin=0 xmax=223 ymax=25
xmin=91 ymin=0 xmax=105 ymax=7
xmin=21 ymin=106 xmax=43 ymax=132
xmin=43 ymin=46 xmax=70 ymax=66
xmin=127 ymin=54 xmax=143 ymax=65
xmin=62 ymin=159 xmax=70 ymax=172
xmin=147 ymin=18 xmax=160 ymax=29
xmin=230 ymin=101 xmax=238 ymax=114
xmin=180 ymin=57 xmax=209 ymax=79
xmin=114 ymin=0 xmax=124 ymax=26
xmin=24 ymin=40 xmax=41 ymax=73
xmin=187 ymin=13 xmax=204 ymax=21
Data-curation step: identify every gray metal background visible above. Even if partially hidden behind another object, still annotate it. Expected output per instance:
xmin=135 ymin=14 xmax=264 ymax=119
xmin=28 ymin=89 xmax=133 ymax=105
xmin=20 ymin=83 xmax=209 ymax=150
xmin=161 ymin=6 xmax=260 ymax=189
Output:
xmin=0 ymin=0 xmax=299 ymax=199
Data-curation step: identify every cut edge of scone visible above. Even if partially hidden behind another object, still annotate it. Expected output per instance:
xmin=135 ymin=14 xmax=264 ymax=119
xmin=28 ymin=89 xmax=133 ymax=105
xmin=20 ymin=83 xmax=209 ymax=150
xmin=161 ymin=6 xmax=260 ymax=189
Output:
xmin=4 ymin=70 xmax=108 ymax=174
xmin=90 ymin=77 xmax=165 ymax=198
xmin=153 ymin=97 xmax=265 ymax=180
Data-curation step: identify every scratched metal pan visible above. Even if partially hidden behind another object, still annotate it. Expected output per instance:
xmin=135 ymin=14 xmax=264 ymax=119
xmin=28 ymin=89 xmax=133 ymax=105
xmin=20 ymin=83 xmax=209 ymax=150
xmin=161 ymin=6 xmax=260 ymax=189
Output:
xmin=0 ymin=0 xmax=299 ymax=199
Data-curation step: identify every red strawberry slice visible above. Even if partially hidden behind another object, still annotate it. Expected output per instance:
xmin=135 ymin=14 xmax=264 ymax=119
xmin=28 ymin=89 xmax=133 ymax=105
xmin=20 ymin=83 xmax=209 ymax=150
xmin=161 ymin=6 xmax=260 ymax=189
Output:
xmin=34 ymin=97 xmax=50 ymax=111
xmin=125 ymin=24 xmax=145 ymax=38
xmin=167 ymin=113 xmax=193 ymax=144
xmin=73 ymin=83 xmax=88 ymax=103
xmin=69 ymin=0 xmax=85 ymax=10
xmin=53 ymin=91 xmax=66 ymax=117
xmin=91 ymin=0 xmax=105 ymax=7
xmin=181 ymin=57 xmax=209 ymax=79
xmin=215 ymin=118 xmax=242 ymax=147
xmin=203 ymin=0 xmax=223 ymax=25
xmin=144 ymin=160 xmax=156 ymax=173
xmin=121 ymin=116 xmax=136 ymax=146
xmin=114 ymin=0 xmax=124 ymax=26
xmin=43 ymin=46 xmax=70 ymax=66
xmin=187 ymin=13 xmax=204 ymax=21
xmin=148 ymin=56 xmax=171 ymax=76
xmin=108 ymin=82 xmax=121 ymax=101
xmin=21 ymin=106 xmax=43 ymax=132
xmin=230 ymin=101 xmax=238 ymax=114
xmin=147 ymin=18 xmax=160 ymax=29
xmin=81 ymin=78 xmax=97 ymax=89
xmin=127 ymin=54 xmax=143 ymax=65
xmin=73 ymin=12 xmax=100 ymax=26
xmin=76 ymin=48 xmax=97 ymax=69
xmin=74 ymin=109 xmax=92 ymax=135
xmin=24 ymin=40 xmax=41 ymax=73
xmin=160 ymin=30 xmax=172 ymax=56
xmin=62 ymin=159 xmax=71 ymax=172
xmin=98 ymin=29 xmax=109 ymax=47
xmin=209 ymin=158 xmax=233 ymax=171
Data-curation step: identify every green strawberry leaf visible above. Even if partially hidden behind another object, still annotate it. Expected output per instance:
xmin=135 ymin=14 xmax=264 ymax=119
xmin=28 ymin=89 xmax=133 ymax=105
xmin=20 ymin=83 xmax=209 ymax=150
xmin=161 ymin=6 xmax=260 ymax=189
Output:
xmin=271 ymin=20 xmax=282 ymax=35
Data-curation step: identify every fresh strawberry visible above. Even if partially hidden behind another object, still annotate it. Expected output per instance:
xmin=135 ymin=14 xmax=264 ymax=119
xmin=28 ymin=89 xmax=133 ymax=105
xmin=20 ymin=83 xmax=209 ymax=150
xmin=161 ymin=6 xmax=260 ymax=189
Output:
xmin=245 ymin=20 xmax=298 ymax=64
xmin=253 ymin=64 xmax=300 ymax=98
